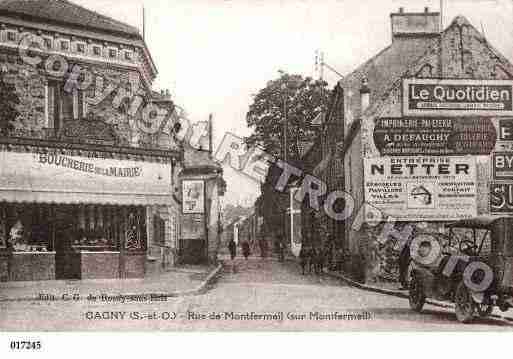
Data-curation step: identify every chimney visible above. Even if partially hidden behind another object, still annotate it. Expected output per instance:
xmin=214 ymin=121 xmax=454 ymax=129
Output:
xmin=360 ymin=77 xmax=370 ymax=113
xmin=391 ymin=7 xmax=440 ymax=42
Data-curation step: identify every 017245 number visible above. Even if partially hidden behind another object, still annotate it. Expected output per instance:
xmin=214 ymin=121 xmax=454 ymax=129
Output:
xmin=10 ymin=341 xmax=41 ymax=350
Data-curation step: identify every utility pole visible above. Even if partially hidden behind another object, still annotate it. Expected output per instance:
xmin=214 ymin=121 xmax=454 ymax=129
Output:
xmin=316 ymin=50 xmax=344 ymax=81
xmin=142 ymin=6 xmax=146 ymax=41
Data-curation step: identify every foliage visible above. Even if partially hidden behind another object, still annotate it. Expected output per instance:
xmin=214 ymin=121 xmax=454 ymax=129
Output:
xmin=245 ymin=71 xmax=329 ymax=161
xmin=0 ymin=71 xmax=20 ymax=135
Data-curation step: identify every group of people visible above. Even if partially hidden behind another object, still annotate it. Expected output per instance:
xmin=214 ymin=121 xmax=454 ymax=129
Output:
xmin=227 ymin=232 xmax=287 ymax=262
xmin=298 ymin=236 xmax=345 ymax=275
xmin=228 ymin=238 xmax=251 ymax=260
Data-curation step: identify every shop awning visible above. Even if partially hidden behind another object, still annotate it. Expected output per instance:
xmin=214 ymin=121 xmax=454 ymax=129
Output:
xmin=0 ymin=151 xmax=174 ymax=206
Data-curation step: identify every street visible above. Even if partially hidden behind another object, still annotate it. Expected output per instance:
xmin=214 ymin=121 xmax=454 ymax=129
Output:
xmin=1 ymin=256 xmax=512 ymax=331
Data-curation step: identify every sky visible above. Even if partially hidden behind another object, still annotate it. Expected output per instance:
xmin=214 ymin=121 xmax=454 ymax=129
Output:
xmin=73 ymin=0 xmax=513 ymax=206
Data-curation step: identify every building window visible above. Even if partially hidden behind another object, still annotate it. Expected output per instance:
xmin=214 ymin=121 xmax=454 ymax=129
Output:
xmin=43 ymin=37 xmax=52 ymax=49
xmin=6 ymin=31 xmax=16 ymax=42
xmin=76 ymin=43 xmax=85 ymax=53
xmin=47 ymin=80 xmax=84 ymax=130
xmin=60 ymin=40 xmax=69 ymax=51
xmin=124 ymin=50 xmax=132 ymax=61
xmin=109 ymin=48 xmax=117 ymax=58
xmin=93 ymin=46 xmax=101 ymax=56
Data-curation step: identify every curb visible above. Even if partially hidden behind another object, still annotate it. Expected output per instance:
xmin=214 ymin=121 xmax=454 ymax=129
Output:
xmin=324 ymin=269 xmax=513 ymax=324
xmin=0 ymin=263 xmax=223 ymax=303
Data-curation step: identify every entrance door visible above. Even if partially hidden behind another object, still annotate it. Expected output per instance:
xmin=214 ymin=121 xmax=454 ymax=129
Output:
xmin=54 ymin=205 xmax=79 ymax=279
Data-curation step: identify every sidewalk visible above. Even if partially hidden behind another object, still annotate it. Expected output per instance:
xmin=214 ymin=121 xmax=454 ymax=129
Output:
xmin=0 ymin=264 xmax=222 ymax=302
xmin=324 ymin=268 xmax=513 ymax=323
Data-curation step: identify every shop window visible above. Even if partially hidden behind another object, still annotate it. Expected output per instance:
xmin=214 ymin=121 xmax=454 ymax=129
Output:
xmin=1 ymin=204 xmax=50 ymax=252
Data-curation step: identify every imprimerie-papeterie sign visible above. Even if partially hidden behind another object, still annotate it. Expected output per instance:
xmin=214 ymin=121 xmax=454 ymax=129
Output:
xmin=373 ymin=117 xmax=497 ymax=156
xmin=403 ymin=78 xmax=513 ymax=116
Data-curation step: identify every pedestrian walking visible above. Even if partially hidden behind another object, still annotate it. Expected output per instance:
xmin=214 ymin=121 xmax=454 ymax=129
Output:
xmin=277 ymin=235 xmax=285 ymax=262
xmin=228 ymin=239 xmax=236 ymax=260
xmin=299 ymin=245 xmax=308 ymax=275
xmin=242 ymin=239 xmax=250 ymax=260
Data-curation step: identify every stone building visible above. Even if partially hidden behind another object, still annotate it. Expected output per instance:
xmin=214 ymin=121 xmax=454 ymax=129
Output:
xmin=0 ymin=0 xmax=182 ymax=281
xmin=337 ymin=8 xmax=513 ymax=282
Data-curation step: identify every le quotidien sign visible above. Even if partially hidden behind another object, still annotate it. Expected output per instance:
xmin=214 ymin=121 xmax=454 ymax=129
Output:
xmin=403 ymin=78 xmax=513 ymax=116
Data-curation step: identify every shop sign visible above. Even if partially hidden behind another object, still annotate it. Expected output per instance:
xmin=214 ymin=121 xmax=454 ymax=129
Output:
xmin=490 ymin=183 xmax=513 ymax=213
xmin=182 ymin=180 xmax=205 ymax=214
xmin=0 ymin=151 xmax=172 ymax=205
xmin=364 ymin=156 xmax=477 ymax=221
xmin=403 ymin=79 xmax=513 ymax=116
xmin=498 ymin=119 xmax=513 ymax=141
xmin=373 ymin=117 xmax=496 ymax=156
xmin=492 ymin=152 xmax=513 ymax=180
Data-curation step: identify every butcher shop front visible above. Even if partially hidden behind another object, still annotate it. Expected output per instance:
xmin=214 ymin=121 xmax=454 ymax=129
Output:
xmin=0 ymin=140 xmax=178 ymax=282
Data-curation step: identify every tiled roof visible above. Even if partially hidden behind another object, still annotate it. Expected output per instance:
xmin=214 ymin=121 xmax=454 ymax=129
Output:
xmin=182 ymin=143 xmax=222 ymax=172
xmin=340 ymin=36 xmax=437 ymax=122
xmin=0 ymin=0 xmax=141 ymax=38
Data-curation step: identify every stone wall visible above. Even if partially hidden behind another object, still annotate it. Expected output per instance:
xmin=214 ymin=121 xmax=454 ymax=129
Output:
xmin=0 ymin=49 xmax=177 ymax=151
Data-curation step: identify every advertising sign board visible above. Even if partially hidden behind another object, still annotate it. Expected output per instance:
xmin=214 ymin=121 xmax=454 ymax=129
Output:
xmin=182 ymin=180 xmax=205 ymax=214
xmin=490 ymin=183 xmax=513 ymax=214
xmin=492 ymin=152 xmax=513 ymax=180
xmin=403 ymin=78 xmax=513 ymax=116
xmin=373 ymin=117 xmax=496 ymax=156
xmin=364 ymin=156 xmax=477 ymax=221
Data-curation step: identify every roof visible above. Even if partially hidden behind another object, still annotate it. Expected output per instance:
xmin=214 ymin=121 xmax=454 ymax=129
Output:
xmin=339 ymin=15 xmax=513 ymax=154
xmin=181 ymin=143 xmax=222 ymax=174
xmin=339 ymin=35 xmax=438 ymax=122
xmin=0 ymin=0 xmax=141 ymax=39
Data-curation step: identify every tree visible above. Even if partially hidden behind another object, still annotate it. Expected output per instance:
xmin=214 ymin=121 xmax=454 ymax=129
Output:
xmin=0 ymin=71 xmax=20 ymax=135
xmin=246 ymin=71 xmax=330 ymax=239
xmin=245 ymin=71 xmax=329 ymax=161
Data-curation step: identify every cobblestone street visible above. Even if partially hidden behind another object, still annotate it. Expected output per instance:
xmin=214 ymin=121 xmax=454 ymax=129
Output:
xmin=1 ymin=256 xmax=513 ymax=331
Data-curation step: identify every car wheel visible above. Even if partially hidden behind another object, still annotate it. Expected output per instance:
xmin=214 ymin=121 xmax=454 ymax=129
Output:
xmin=455 ymin=281 xmax=475 ymax=323
xmin=409 ymin=272 xmax=425 ymax=312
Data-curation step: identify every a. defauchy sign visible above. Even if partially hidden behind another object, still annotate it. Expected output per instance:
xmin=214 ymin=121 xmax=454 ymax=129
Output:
xmin=403 ymin=78 xmax=513 ymax=116
xmin=373 ymin=117 xmax=497 ymax=156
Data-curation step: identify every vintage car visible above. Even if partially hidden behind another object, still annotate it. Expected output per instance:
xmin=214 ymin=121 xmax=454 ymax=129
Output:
xmin=409 ymin=216 xmax=513 ymax=323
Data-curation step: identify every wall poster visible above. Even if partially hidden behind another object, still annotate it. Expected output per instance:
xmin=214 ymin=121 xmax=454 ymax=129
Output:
xmin=182 ymin=180 xmax=205 ymax=214
xmin=364 ymin=156 xmax=477 ymax=221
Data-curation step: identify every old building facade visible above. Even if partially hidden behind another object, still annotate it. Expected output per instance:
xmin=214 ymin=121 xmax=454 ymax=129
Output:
xmin=0 ymin=0 xmax=183 ymax=281
xmin=338 ymin=9 xmax=513 ymax=282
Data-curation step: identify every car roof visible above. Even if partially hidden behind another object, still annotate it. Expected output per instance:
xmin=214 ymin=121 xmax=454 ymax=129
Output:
xmin=445 ymin=216 xmax=512 ymax=229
